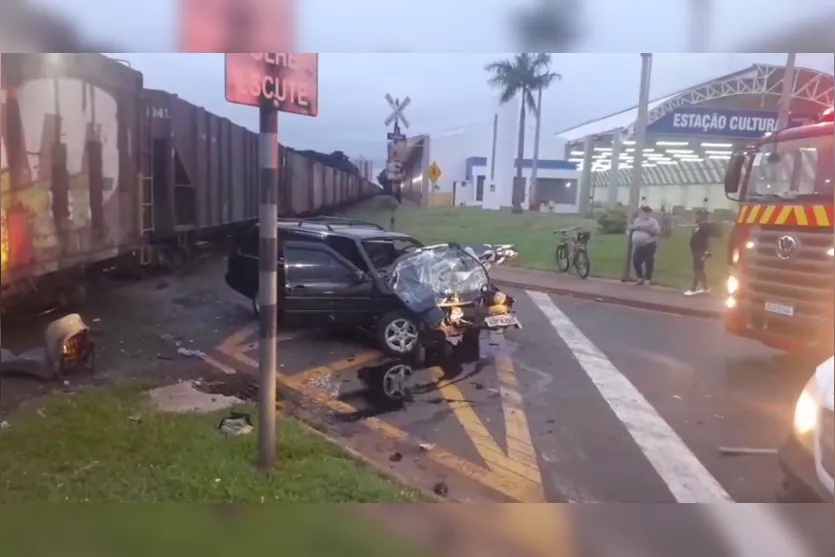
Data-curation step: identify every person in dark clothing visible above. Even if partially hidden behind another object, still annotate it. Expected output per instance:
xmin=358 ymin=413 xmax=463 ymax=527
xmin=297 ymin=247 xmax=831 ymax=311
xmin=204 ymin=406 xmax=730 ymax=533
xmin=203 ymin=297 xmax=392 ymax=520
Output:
xmin=629 ymin=205 xmax=661 ymax=285
xmin=684 ymin=210 xmax=711 ymax=296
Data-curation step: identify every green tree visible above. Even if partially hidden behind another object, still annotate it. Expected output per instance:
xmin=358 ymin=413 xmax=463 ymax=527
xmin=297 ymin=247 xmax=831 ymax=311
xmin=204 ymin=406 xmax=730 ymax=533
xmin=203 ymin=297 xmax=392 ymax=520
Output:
xmin=485 ymin=53 xmax=559 ymax=213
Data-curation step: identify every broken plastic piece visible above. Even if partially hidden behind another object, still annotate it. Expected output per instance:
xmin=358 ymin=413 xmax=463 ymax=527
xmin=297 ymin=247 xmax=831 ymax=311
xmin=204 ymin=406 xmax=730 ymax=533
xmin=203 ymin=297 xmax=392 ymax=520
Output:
xmin=217 ymin=412 xmax=254 ymax=437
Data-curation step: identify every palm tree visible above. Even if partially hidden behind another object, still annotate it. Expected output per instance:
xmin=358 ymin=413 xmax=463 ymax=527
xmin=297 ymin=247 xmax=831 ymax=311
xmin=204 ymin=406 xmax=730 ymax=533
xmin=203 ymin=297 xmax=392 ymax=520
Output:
xmin=485 ymin=53 xmax=559 ymax=213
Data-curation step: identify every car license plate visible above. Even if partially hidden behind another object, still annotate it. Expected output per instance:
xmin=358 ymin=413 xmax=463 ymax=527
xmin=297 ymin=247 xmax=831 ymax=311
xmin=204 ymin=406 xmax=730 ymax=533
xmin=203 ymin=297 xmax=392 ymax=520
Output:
xmin=764 ymin=302 xmax=794 ymax=317
xmin=485 ymin=314 xmax=520 ymax=328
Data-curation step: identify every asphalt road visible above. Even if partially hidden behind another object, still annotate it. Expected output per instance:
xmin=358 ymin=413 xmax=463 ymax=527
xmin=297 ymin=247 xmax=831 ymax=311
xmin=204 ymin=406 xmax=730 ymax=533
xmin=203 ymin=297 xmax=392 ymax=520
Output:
xmin=0 ymin=257 xmax=817 ymax=504
xmin=255 ymin=287 xmax=812 ymax=505
xmin=3 ymin=256 xmax=831 ymax=553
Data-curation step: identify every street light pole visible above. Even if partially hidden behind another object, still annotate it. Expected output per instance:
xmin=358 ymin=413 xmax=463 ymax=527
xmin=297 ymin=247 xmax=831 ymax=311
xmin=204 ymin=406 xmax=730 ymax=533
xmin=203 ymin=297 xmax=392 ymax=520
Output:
xmin=621 ymin=53 xmax=653 ymax=282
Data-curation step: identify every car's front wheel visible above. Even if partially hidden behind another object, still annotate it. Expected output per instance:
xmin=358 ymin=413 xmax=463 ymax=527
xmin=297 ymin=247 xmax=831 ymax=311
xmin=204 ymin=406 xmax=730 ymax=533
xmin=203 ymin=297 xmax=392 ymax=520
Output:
xmin=376 ymin=311 xmax=420 ymax=358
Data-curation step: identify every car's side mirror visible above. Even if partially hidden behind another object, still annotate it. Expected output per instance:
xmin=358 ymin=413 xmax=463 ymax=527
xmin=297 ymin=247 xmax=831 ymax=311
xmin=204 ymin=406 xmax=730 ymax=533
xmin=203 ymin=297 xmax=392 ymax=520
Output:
xmin=724 ymin=153 xmax=745 ymax=197
xmin=352 ymin=270 xmax=368 ymax=284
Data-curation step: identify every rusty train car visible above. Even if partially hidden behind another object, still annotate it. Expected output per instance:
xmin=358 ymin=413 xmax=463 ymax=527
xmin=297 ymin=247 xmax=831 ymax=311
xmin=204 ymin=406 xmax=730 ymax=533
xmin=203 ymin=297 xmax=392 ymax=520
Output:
xmin=1 ymin=53 xmax=378 ymax=310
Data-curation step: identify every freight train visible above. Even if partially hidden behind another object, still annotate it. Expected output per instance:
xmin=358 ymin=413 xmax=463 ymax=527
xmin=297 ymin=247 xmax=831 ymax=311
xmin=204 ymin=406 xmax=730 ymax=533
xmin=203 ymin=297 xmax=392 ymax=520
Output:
xmin=1 ymin=53 xmax=379 ymax=311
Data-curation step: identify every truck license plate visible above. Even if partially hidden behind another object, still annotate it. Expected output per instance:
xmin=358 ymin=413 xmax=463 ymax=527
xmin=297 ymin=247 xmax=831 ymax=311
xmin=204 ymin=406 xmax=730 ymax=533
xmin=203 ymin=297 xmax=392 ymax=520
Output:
xmin=764 ymin=302 xmax=794 ymax=317
xmin=485 ymin=314 xmax=521 ymax=328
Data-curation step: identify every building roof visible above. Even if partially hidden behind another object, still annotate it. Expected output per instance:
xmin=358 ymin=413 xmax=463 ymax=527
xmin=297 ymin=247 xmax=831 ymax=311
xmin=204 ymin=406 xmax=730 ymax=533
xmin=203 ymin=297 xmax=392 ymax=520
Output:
xmin=557 ymin=63 xmax=834 ymax=144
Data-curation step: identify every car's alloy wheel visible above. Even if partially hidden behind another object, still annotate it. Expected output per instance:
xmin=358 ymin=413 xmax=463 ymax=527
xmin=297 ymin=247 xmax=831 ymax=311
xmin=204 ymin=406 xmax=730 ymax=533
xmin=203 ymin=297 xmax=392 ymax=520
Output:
xmin=383 ymin=318 xmax=418 ymax=354
xmin=382 ymin=363 xmax=412 ymax=400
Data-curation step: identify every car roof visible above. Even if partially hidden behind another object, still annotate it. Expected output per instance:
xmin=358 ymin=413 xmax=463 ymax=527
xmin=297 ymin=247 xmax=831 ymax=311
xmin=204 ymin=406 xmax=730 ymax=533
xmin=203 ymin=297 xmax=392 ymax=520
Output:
xmin=274 ymin=218 xmax=415 ymax=241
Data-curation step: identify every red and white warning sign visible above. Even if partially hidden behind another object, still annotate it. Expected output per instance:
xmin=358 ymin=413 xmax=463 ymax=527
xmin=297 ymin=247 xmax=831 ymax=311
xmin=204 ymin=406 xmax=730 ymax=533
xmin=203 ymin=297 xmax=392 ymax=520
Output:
xmin=224 ymin=53 xmax=319 ymax=117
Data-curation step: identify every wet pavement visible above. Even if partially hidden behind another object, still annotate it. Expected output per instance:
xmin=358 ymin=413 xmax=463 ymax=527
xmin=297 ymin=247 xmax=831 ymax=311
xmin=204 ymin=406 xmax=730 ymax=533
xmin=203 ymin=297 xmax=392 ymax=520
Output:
xmin=1 ymin=255 xmax=825 ymax=507
xmin=206 ymin=280 xmax=822 ymax=504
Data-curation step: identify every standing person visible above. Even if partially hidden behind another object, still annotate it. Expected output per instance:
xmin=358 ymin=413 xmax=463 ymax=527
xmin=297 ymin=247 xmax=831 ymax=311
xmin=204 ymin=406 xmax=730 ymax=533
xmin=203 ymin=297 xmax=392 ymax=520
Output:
xmin=684 ymin=209 xmax=711 ymax=296
xmin=630 ymin=205 xmax=661 ymax=285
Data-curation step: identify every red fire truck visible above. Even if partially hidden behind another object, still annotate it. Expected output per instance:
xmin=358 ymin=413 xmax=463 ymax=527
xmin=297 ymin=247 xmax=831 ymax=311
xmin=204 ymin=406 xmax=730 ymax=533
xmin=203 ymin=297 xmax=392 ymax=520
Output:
xmin=722 ymin=107 xmax=834 ymax=355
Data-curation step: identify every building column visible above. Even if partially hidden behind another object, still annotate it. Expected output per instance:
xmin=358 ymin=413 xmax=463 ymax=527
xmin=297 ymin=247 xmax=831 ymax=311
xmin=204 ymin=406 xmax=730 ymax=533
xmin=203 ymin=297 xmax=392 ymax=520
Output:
xmin=577 ymin=136 xmax=594 ymax=215
xmin=606 ymin=130 xmax=623 ymax=208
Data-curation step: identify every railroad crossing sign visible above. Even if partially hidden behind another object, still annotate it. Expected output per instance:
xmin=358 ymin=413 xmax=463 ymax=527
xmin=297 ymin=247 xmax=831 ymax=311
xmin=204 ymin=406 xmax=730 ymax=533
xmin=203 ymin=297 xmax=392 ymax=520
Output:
xmin=426 ymin=161 xmax=442 ymax=184
xmin=384 ymin=94 xmax=411 ymax=129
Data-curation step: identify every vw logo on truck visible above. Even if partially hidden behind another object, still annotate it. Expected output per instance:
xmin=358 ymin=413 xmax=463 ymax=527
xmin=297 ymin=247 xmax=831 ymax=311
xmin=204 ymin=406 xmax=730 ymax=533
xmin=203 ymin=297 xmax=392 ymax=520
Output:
xmin=776 ymin=235 xmax=797 ymax=259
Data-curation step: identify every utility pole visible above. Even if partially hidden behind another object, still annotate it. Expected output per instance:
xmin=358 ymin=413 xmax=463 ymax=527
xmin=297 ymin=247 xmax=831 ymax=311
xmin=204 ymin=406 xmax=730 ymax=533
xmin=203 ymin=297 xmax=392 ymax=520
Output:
xmin=529 ymin=86 xmax=543 ymax=210
xmin=776 ymin=53 xmax=796 ymax=130
xmin=621 ymin=53 xmax=653 ymax=282
xmin=257 ymin=70 xmax=279 ymax=470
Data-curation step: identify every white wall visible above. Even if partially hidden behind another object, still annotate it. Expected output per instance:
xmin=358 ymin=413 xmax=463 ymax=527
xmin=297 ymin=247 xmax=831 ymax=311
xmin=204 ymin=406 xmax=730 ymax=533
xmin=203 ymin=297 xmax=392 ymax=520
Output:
xmin=592 ymin=183 xmax=738 ymax=212
xmin=427 ymin=124 xmax=492 ymax=194
xmin=423 ymin=97 xmax=577 ymax=209
xmin=465 ymin=164 xmax=580 ymax=211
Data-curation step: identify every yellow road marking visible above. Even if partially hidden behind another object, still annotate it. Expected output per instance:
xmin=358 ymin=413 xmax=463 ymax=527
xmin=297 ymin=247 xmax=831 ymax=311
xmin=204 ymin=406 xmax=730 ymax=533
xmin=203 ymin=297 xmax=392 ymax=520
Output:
xmin=292 ymin=351 xmax=381 ymax=386
xmin=428 ymin=366 xmax=544 ymax=490
xmin=215 ymin=347 xmax=542 ymax=501
xmin=215 ymin=323 xmax=258 ymax=355
xmin=209 ymin=328 xmax=546 ymax=502
xmin=495 ymin=354 xmax=541 ymax=471
xmin=216 ymin=324 xmax=302 ymax=358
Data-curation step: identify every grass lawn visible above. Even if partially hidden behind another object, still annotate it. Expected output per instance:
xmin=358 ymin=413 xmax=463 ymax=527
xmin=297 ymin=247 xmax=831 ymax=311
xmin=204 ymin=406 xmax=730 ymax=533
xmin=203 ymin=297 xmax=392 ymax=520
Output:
xmin=0 ymin=383 xmax=424 ymax=504
xmin=341 ymin=200 xmax=730 ymax=291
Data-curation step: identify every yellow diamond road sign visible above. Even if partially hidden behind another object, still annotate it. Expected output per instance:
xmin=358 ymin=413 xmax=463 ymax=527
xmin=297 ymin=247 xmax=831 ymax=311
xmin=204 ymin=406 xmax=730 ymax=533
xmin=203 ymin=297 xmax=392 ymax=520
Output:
xmin=427 ymin=161 xmax=442 ymax=184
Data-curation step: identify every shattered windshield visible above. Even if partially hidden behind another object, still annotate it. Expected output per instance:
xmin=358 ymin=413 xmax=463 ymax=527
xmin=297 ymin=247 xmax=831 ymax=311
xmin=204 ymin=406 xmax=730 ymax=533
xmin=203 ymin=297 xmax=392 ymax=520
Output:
xmin=386 ymin=244 xmax=491 ymax=312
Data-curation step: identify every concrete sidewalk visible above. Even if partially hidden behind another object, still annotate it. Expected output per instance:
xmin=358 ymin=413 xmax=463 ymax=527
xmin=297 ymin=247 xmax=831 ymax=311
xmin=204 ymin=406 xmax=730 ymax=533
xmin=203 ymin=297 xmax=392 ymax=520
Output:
xmin=492 ymin=266 xmax=724 ymax=319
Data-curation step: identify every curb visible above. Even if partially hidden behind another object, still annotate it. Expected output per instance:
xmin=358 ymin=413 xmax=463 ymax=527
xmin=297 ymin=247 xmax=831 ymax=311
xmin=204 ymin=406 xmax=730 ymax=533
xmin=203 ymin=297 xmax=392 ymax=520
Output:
xmin=494 ymin=279 xmax=723 ymax=320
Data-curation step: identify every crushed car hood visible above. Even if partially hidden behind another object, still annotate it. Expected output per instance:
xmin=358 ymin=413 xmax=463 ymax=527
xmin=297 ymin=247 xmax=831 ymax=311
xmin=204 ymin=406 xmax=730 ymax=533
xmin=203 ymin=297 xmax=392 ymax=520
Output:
xmin=386 ymin=243 xmax=517 ymax=314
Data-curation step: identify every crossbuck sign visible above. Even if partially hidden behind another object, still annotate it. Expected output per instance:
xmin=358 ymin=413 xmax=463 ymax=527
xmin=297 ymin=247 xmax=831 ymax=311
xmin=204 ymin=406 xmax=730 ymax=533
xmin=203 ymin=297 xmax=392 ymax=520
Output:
xmin=384 ymin=94 xmax=411 ymax=129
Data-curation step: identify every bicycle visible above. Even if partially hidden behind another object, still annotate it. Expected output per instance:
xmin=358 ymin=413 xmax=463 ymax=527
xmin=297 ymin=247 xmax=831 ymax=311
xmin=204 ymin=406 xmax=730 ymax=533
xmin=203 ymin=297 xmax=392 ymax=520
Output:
xmin=553 ymin=226 xmax=591 ymax=279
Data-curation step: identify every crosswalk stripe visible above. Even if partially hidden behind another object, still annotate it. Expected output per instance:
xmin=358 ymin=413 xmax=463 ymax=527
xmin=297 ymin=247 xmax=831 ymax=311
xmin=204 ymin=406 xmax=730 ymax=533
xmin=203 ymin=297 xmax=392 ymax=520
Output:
xmin=525 ymin=290 xmax=732 ymax=503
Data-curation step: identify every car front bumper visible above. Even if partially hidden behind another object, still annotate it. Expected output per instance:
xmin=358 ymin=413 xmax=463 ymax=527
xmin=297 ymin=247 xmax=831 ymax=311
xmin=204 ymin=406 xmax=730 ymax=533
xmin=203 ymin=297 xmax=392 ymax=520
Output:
xmin=777 ymin=432 xmax=833 ymax=502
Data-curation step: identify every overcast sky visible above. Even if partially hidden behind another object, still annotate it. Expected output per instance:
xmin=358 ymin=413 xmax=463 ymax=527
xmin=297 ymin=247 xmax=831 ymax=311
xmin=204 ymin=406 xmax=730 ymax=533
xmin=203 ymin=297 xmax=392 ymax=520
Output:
xmin=31 ymin=0 xmax=835 ymax=164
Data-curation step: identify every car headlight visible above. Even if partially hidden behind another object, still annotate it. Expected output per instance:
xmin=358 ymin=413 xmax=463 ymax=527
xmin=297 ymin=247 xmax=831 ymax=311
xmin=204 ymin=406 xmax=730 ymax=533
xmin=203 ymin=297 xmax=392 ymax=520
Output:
xmin=794 ymin=378 xmax=820 ymax=435
xmin=731 ymin=249 xmax=740 ymax=264
xmin=726 ymin=275 xmax=739 ymax=294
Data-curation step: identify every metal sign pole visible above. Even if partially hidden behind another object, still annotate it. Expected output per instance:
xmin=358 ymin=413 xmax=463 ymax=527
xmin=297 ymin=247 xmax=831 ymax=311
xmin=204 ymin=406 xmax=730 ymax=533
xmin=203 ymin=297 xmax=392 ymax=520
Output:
xmin=257 ymin=79 xmax=279 ymax=470
xmin=384 ymin=94 xmax=410 ymax=220
xmin=621 ymin=53 xmax=653 ymax=281
xmin=0 ymin=52 xmax=4 ymax=418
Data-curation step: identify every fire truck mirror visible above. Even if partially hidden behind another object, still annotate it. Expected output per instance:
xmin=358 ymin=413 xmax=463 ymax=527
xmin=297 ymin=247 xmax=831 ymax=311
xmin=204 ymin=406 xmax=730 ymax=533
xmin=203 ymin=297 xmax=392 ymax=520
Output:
xmin=724 ymin=154 xmax=745 ymax=196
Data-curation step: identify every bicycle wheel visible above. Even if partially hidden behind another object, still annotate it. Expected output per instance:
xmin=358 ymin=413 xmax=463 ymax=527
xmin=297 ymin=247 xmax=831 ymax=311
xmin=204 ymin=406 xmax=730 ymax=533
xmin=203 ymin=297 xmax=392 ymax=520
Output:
xmin=574 ymin=249 xmax=590 ymax=279
xmin=555 ymin=244 xmax=571 ymax=272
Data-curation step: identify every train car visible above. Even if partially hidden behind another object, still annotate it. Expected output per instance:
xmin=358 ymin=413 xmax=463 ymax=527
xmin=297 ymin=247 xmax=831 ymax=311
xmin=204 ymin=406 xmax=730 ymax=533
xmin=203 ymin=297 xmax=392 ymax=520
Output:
xmin=2 ymin=53 xmax=379 ymax=312
xmin=1 ymin=53 xmax=143 ymax=308
xmin=140 ymin=89 xmax=261 ymax=263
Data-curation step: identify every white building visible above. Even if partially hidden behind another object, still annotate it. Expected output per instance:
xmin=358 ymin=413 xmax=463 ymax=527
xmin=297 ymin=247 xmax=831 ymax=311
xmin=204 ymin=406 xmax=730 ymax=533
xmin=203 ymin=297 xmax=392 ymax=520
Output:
xmin=558 ymin=63 xmax=834 ymax=215
xmin=403 ymin=96 xmax=581 ymax=213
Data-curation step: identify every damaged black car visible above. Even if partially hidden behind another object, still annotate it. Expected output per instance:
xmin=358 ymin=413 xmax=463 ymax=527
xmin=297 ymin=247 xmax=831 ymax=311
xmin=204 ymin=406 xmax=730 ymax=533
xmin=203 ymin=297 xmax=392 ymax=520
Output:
xmin=225 ymin=217 xmax=521 ymax=360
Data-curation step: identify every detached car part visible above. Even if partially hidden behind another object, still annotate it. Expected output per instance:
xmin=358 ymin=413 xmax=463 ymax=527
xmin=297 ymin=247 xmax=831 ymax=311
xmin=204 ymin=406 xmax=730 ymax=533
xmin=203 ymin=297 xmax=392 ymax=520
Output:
xmin=0 ymin=313 xmax=94 ymax=381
